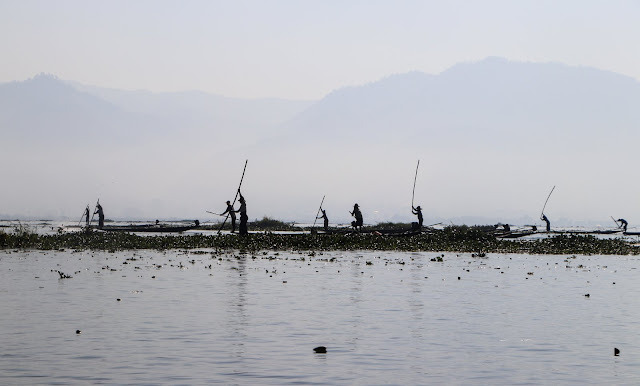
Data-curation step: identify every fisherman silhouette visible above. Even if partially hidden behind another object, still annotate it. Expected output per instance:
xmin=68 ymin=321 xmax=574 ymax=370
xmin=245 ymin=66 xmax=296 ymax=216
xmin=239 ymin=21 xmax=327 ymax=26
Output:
xmin=236 ymin=190 xmax=248 ymax=235
xmin=617 ymin=218 xmax=628 ymax=232
xmin=83 ymin=206 xmax=90 ymax=227
xmin=412 ymin=205 xmax=423 ymax=231
xmin=350 ymin=203 xmax=363 ymax=232
xmin=94 ymin=202 xmax=105 ymax=229
xmin=220 ymin=200 xmax=237 ymax=233
xmin=541 ymin=214 xmax=550 ymax=232
xmin=316 ymin=209 xmax=329 ymax=232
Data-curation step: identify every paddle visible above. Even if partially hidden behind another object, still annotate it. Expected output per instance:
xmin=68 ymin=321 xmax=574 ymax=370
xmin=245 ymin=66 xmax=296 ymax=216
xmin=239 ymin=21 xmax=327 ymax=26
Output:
xmin=411 ymin=160 xmax=420 ymax=208
xmin=540 ymin=186 xmax=555 ymax=218
xmin=77 ymin=205 xmax=89 ymax=227
xmin=312 ymin=195 xmax=325 ymax=230
xmin=611 ymin=216 xmax=620 ymax=228
xmin=217 ymin=160 xmax=248 ymax=235
xmin=89 ymin=199 xmax=99 ymax=225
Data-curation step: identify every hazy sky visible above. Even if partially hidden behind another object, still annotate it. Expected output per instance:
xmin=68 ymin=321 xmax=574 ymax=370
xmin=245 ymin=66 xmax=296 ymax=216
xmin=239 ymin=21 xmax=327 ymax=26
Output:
xmin=1 ymin=0 xmax=639 ymax=99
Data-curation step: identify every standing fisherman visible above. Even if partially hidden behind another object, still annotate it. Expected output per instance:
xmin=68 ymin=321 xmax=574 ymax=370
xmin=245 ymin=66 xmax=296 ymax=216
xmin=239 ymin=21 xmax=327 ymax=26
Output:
xmin=412 ymin=205 xmax=423 ymax=231
xmin=541 ymin=214 xmax=550 ymax=232
xmin=236 ymin=190 xmax=248 ymax=235
xmin=83 ymin=205 xmax=90 ymax=227
xmin=220 ymin=200 xmax=237 ymax=233
xmin=350 ymin=203 xmax=363 ymax=232
xmin=94 ymin=202 xmax=105 ymax=229
xmin=316 ymin=209 xmax=329 ymax=232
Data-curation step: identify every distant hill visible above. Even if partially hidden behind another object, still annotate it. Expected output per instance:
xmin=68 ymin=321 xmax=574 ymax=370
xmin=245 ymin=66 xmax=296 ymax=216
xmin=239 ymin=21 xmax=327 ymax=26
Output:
xmin=0 ymin=74 xmax=314 ymax=148
xmin=275 ymin=57 xmax=640 ymax=153
xmin=0 ymin=74 xmax=151 ymax=146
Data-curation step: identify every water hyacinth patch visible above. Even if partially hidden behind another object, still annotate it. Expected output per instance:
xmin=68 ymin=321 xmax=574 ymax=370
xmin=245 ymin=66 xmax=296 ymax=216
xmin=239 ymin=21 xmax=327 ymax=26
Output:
xmin=1 ymin=226 xmax=638 ymax=255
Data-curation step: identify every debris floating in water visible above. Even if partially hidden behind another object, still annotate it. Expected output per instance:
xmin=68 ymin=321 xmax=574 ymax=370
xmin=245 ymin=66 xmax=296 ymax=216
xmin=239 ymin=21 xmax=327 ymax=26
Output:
xmin=614 ymin=348 xmax=620 ymax=356
xmin=313 ymin=346 xmax=327 ymax=353
xmin=76 ymin=330 xmax=81 ymax=334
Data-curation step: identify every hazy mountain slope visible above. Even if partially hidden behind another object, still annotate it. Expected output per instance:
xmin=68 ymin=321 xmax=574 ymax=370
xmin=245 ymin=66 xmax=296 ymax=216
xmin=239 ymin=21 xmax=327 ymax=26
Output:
xmin=277 ymin=57 xmax=640 ymax=152
xmin=0 ymin=74 xmax=154 ymax=146
xmin=70 ymin=82 xmax=314 ymax=139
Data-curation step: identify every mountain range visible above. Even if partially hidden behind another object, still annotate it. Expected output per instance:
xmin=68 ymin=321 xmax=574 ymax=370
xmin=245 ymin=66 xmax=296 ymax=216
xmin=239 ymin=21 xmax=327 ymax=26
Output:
xmin=2 ymin=57 xmax=639 ymax=225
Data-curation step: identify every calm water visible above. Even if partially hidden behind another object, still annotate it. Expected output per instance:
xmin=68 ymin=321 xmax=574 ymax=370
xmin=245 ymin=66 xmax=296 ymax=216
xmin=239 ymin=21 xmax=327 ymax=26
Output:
xmin=1 ymin=248 xmax=639 ymax=385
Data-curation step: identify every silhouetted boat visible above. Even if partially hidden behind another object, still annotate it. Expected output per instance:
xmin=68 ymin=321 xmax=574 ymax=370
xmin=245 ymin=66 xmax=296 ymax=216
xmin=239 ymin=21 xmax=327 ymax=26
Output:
xmin=495 ymin=230 xmax=537 ymax=239
xmin=95 ymin=223 xmax=199 ymax=233
xmin=550 ymin=229 xmax=622 ymax=235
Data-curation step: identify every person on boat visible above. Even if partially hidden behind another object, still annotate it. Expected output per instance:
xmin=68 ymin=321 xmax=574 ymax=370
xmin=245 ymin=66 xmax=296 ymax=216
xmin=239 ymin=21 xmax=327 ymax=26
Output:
xmin=350 ymin=203 xmax=363 ymax=232
xmin=236 ymin=190 xmax=248 ymax=235
xmin=220 ymin=200 xmax=237 ymax=233
xmin=541 ymin=214 xmax=550 ymax=232
xmin=494 ymin=223 xmax=510 ymax=232
xmin=316 ymin=209 xmax=329 ymax=232
xmin=412 ymin=205 xmax=423 ymax=231
xmin=94 ymin=202 xmax=105 ymax=229
xmin=83 ymin=205 xmax=90 ymax=227
xmin=617 ymin=218 xmax=628 ymax=232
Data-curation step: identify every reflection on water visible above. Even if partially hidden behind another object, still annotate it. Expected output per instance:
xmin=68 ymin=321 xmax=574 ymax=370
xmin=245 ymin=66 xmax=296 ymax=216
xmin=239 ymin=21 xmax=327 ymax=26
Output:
xmin=1 ymin=249 xmax=639 ymax=384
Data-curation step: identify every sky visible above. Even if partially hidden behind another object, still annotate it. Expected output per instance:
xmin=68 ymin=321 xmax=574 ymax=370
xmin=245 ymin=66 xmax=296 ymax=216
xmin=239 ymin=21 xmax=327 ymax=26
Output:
xmin=1 ymin=0 xmax=639 ymax=100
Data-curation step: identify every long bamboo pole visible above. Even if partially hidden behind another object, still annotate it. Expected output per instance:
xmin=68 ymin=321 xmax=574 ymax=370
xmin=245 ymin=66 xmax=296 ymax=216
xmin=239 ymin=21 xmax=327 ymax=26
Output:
xmin=312 ymin=195 xmax=325 ymax=229
xmin=540 ymin=186 xmax=555 ymax=217
xmin=411 ymin=160 xmax=420 ymax=208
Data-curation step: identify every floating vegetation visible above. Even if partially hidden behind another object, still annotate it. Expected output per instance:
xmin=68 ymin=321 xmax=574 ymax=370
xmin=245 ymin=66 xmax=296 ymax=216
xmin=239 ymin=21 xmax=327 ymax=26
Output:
xmin=1 ymin=226 xmax=639 ymax=255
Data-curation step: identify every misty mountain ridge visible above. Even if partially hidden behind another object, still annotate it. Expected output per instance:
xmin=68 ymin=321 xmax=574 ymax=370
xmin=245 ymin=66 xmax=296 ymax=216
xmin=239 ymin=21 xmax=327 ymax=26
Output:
xmin=275 ymin=57 xmax=640 ymax=154
xmin=2 ymin=57 xmax=640 ymax=223
xmin=1 ymin=73 xmax=314 ymax=149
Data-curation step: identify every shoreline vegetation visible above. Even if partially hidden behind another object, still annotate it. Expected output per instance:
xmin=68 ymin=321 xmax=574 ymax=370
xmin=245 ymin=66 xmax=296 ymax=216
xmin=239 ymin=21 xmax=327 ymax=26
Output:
xmin=1 ymin=222 xmax=638 ymax=255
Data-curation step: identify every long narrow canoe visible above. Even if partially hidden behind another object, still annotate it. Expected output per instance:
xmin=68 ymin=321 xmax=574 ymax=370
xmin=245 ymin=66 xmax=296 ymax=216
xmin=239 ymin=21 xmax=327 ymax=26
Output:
xmin=96 ymin=224 xmax=199 ymax=233
xmin=549 ymin=229 xmax=622 ymax=235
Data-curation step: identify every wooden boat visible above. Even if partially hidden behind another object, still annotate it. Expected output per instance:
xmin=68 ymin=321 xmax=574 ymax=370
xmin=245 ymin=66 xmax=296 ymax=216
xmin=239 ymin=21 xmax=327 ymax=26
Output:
xmin=495 ymin=229 xmax=537 ymax=239
xmin=550 ymin=229 xmax=622 ymax=235
xmin=95 ymin=222 xmax=199 ymax=233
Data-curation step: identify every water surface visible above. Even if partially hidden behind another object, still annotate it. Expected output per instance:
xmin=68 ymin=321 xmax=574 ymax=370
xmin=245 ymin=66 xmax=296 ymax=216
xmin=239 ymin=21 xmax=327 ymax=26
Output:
xmin=1 ymin=248 xmax=639 ymax=384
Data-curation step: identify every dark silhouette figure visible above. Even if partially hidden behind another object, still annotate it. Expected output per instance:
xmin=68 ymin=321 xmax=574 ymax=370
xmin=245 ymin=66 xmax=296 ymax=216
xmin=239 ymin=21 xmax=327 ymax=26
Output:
xmin=412 ymin=205 xmax=423 ymax=231
xmin=83 ymin=206 xmax=90 ymax=227
xmin=495 ymin=223 xmax=510 ymax=232
xmin=617 ymin=218 xmax=628 ymax=232
xmin=236 ymin=190 xmax=248 ymax=235
xmin=541 ymin=214 xmax=550 ymax=232
xmin=350 ymin=203 xmax=363 ymax=231
xmin=220 ymin=200 xmax=237 ymax=233
xmin=94 ymin=202 xmax=104 ymax=229
xmin=316 ymin=209 xmax=329 ymax=232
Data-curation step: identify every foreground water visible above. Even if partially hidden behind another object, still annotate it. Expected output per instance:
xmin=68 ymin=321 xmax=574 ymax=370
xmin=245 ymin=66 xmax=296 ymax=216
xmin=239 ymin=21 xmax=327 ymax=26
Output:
xmin=1 ymin=249 xmax=639 ymax=384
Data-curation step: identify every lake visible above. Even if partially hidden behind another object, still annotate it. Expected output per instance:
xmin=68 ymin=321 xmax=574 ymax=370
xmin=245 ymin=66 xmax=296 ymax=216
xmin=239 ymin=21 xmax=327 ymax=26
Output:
xmin=1 ymin=248 xmax=639 ymax=384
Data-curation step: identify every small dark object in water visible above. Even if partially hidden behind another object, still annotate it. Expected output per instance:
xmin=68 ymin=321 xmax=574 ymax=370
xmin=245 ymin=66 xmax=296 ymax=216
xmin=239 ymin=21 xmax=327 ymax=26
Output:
xmin=614 ymin=348 xmax=620 ymax=356
xmin=76 ymin=330 xmax=81 ymax=334
xmin=584 ymin=294 xmax=590 ymax=298
xmin=313 ymin=346 xmax=327 ymax=353
xmin=117 ymin=298 xmax=121 ymax=301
